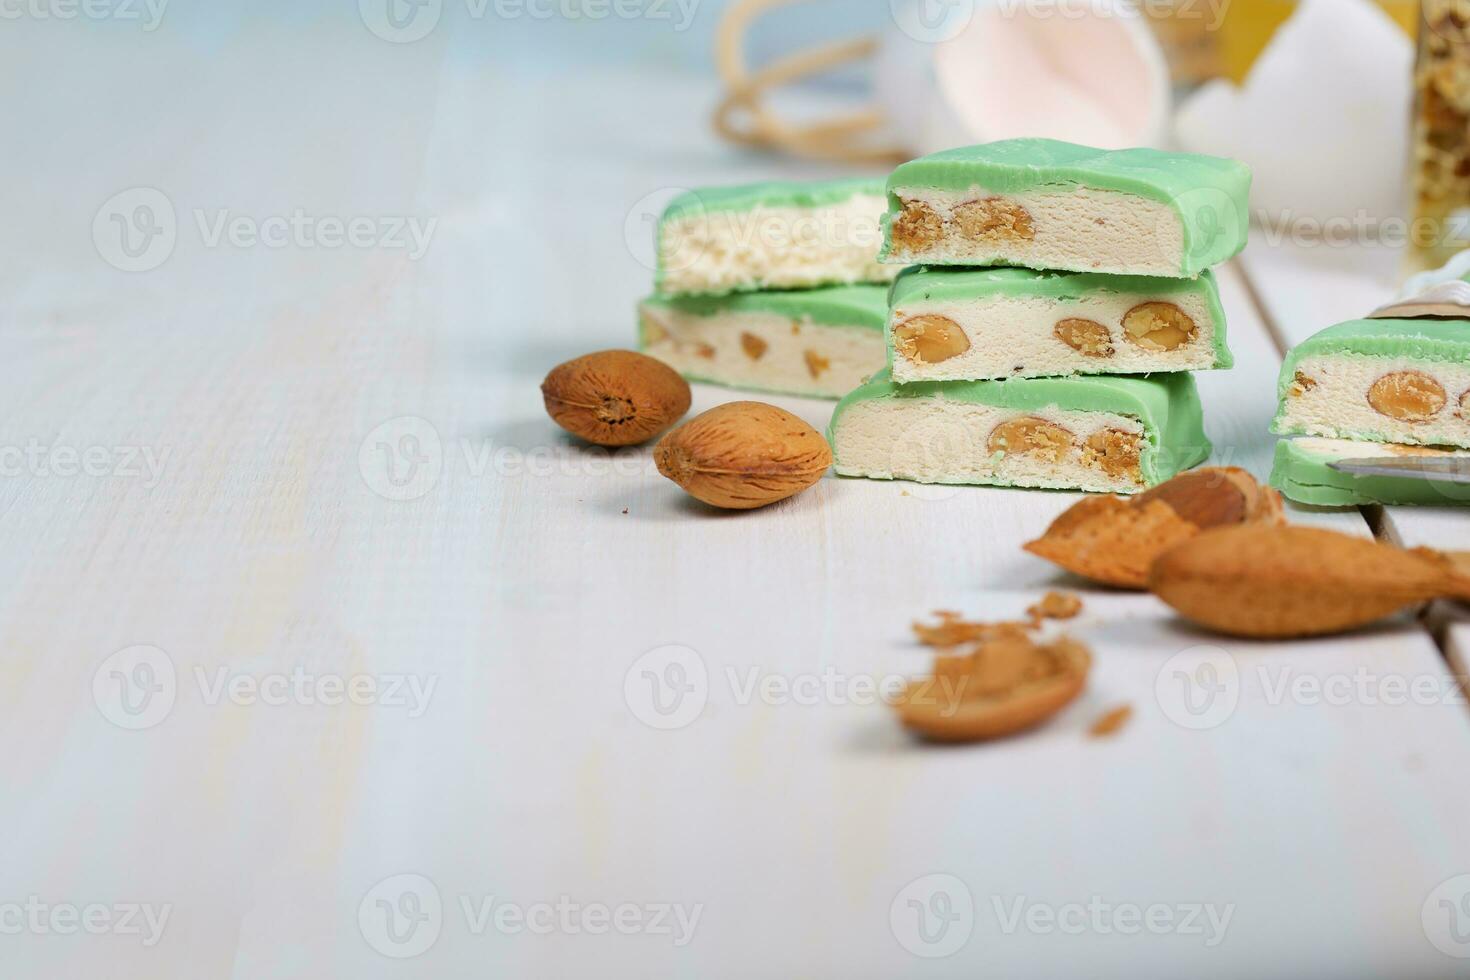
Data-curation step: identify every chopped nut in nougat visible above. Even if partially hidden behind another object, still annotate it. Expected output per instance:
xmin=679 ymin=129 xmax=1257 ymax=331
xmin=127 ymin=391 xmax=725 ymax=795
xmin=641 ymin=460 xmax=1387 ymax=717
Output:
xmin=830 ymin=368 xmax=1208 ymax=493
xmin=952 ymin=197 xmax=1034 ymax=242
xmin=892 ymin=314 xmax=971 ymax=365
xmin=890 ymin=199 xmax=943 ymax=253
xmin=988 ymin=418 xmax=1074 ymax=462
xmin=1288 ymin=371 xmax=1317 ymax=397
xmin=637 ymin=285 xmax=887 ymax=400
xmin=1055 ymin=318 xmax=1115 ymax=358
xmin=1084 ymin=428 xmax=1144 ymax=483
xmin=881 ymin=138 xmax=1250 ymax=276
xmin=884 ymin=266 xmax=1229 ymax=384
xmin=1123 ymin=302 xmax=1197 ymax=352
xmin=1273 ymin=317 xmax=1470 ymax=449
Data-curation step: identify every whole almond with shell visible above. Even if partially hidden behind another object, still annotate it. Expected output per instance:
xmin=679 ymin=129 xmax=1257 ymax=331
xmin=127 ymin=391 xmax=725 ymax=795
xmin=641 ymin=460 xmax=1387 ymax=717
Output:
xmin=654 ymin=401 xmax=831 ymax=509
xmin=1148 ymin=524 xmax=1470 ymax=638
xmin=541 ymin=349 xmax=691 ymax=446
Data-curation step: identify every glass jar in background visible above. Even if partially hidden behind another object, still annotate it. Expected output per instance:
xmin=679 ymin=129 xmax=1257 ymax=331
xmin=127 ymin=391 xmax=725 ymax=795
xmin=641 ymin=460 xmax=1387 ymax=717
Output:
xmin=1146 ymin=0 xmax=1417 ymax=91
xmin=1409 ymin=0 xmax=1470 ymax=272
xmin=1142 ymin=1 xmax=1225 ymax=92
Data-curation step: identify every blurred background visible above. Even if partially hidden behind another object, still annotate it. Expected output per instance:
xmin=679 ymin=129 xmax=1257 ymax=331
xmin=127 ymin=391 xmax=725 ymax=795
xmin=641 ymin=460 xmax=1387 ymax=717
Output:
xmin=0 ymin=0 xmax=1443 ymax=327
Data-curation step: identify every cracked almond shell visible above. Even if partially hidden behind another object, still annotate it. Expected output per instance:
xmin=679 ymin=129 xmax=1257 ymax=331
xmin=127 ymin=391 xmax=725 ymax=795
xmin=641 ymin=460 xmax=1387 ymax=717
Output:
xmin=654 ymin=401 xmax=831 ymax=509
xmin=541 ymin=349 xmax=691 ymax=447
xmin=1024 ymin=467 xmax=1284 ymax=589
xmin=894 ymin=638 xmax=1090 ymax=742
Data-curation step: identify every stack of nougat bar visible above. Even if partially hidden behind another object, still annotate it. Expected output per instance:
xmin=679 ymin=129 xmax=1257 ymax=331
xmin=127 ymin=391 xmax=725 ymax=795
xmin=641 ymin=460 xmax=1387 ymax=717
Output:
xmin=637 ymin=179 xmax=897 ymax=399
xmin=827 ymin=138 xmax=1253 ymax=493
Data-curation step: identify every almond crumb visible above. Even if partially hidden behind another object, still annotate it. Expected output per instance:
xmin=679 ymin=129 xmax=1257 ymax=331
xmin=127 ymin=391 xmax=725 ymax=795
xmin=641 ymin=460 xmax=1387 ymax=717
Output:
xmin=1089 ymin=704 xmax=1132 ymax=737
xmin=913 ymin=614 xmax=1032 ymax=649
xmin=1027 ymin=591 xmax=1083 ymax=624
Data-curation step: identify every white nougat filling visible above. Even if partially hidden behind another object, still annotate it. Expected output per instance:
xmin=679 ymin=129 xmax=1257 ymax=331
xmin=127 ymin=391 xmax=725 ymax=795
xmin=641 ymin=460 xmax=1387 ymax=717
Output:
xmin=640 ymin=305 xmax=886 ymax=399
xmin=658 ymin=195 xmax=896 ymax=294
xmin=831 ymin=396 xmax=1149 ymax=493
xmin=1291 ymin=436 xmax=1470 ymax=460
xmin=889 ymin=186 xmax=1186 ymax=277
xmin=1278 ymin=353 xmax=1470 ymax=447
xmin=889 ymin=291 xmax=1218 ymax=382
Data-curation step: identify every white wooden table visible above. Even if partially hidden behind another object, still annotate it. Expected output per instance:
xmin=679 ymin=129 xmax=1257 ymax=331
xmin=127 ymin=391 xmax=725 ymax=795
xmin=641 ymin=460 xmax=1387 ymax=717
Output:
xmin=5 ymin=22 xmax=1470 ymax=979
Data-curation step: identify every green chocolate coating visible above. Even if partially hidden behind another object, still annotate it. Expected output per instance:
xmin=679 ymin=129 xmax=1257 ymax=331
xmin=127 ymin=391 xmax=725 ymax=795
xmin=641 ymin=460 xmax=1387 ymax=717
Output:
xmin=888 ymin=265 xmax=1233 ymax=369
xmin=827 ymin=369 xmax=1210 ymax=485
xmin=1270 ymin=439 xmax=1470 ymax=507
xmin=881 ymin=139 xmax=1251 ymax=277
xmin=640 ymin=284 xmax=887 ymax=331
xmin=659 ymin=177 xmax=885 ymax=223
xmin=1277 ymin=317 xmax=1470 ymax=394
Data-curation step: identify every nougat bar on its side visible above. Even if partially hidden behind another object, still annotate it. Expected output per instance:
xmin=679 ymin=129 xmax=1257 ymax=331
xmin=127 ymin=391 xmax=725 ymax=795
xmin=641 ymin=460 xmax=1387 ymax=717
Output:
xmin=886 ymin=265 xmax=1232 ymax=383
xmin=639 ymin=284 xmax=887 ymax=399
xmin=1273 ymin=318 xmax=1470 ymax=449
xmin=827 ymin=369 xmax=1209 ymax=494
xmin=1271 ymin=437 xmax=1470 ymax=507
xmin=880 ymin=138 xmax=1251 ymax=279
xmin=655 ymin=178 xmax=897 ymax=296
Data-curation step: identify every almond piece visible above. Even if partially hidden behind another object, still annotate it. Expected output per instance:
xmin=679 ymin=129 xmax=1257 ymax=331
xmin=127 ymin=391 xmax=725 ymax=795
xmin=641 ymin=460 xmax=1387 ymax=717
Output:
xmin=952 ymin=198 xmax=1035 ymax=241
xmin=653 ymin=401 xmax=831 ymax=510
xmin=1148 ymin=524 xmax=1470 ymax=638
xmin=1082 ymin=428 xmax=1143 ymax=482
xmin=541 ymin=349 xmax=691 ymax=447
xmin=1367 ymin=371 xmax=1446 ymax=421
xmin=1122 ymin=302 xmax=1197 ymax=352
xmin=988 ymin=418 xmax=1074 ymax=462
xmin=740 ymin=332 xmax=768 ymax=360
xmin=803 ymin=349 xmax=830 ymax=379
xmin=891 ymin=199 xmax=943 ymax=252
xmin=1027 ymin=591 xmax=1082 ymax=622
xmin=893 ymin=315 xmax=970 ymax=364
xmin=1054 ymin=318 xmax=1115 ymax=357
